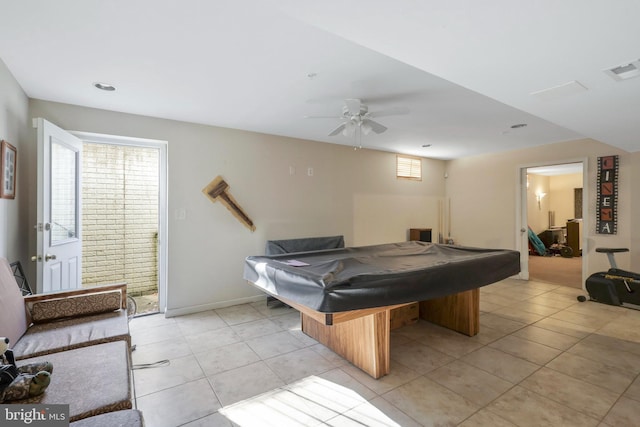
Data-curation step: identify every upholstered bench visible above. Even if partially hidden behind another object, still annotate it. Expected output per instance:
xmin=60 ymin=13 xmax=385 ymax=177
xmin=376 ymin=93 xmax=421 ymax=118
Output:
xmin=15 ymin=340 xmax=132 ymax=422
xmin=70 ymin=409 xmax=145 ymax=426
xmin=0 ymin=257 xmax=130 ymax=360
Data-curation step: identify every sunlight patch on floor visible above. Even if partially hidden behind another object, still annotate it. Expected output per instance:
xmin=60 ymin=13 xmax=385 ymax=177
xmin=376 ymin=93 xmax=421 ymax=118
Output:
xmin=219 ymin=375 xmax=402 ymax=426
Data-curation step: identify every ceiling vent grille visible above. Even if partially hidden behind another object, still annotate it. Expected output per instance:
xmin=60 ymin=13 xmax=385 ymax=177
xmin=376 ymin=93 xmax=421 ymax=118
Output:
xmin=604 ymin=60 xmax=640 ymax=81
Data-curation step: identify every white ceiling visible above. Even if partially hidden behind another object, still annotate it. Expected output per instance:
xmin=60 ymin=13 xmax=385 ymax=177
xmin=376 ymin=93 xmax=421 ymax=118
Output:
xmin=1 ymin=0 xmax=638 ymax=159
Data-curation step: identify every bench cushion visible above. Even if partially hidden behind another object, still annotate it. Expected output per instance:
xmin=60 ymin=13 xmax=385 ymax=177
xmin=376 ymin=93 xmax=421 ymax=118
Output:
xmin=15 ymin=341 xmax=132 ymax=422
xmin=13 ymin=310 xmax=130 ymax=360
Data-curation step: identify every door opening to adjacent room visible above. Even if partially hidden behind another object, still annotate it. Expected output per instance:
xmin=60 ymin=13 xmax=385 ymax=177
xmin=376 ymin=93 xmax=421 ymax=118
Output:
xmin=520 ymin=161 xmax=587 ymax=289
xmin=76 ymin=133 xmax=167 ymax=315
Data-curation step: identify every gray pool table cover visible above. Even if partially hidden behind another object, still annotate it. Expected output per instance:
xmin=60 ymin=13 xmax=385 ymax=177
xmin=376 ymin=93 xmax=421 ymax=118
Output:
xmin=244 ymin=241 xmax=520 ymax=313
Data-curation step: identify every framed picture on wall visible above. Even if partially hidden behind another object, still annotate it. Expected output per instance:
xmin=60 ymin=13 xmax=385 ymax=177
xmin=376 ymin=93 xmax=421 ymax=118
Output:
xmin=1 ymin=140 xmax=17 ymax=199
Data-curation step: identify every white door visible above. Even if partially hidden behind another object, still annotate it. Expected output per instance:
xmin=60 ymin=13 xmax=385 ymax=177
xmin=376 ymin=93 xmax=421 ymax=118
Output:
xmin=34 ymin=118 xmax=83 ymax=294
xmin=518 ymin=167 xmax=530 ymax=280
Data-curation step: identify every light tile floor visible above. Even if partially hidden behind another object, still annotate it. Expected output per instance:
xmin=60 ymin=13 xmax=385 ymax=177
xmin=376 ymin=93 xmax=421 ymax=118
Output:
xmin=130 ymin=279 xmax=640 ymax=426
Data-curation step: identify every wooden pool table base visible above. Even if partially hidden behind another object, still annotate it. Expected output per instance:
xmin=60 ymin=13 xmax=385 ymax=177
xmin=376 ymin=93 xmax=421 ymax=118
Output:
xmin=275 ymin=288 xmax=479 ymax=379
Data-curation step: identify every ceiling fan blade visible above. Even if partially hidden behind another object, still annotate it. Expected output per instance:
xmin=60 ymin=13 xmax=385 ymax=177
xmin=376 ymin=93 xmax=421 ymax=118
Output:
xmin=344 ymin=99 xmax=362 ymax=116
xmin=328 ymin=123 xmax=347 ymax=136
xmin=367 ymin=106 xmax=410 ymax=118
xmin=304 ymin=115 xmax=344 ymax=119
xmin=363 ymin=119 xmax=387 ymax=134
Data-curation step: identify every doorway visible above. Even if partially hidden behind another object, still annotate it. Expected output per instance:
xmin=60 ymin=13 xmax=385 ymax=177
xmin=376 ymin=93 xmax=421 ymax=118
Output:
xmin=73 ymin=132 xmax=168 ymax=315
xmin=518 ymin=161 xmax=588 ymax=289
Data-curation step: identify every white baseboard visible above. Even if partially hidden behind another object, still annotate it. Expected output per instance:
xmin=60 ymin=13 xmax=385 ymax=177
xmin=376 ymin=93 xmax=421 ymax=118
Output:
xmin=164 ymin=294 xmax=266 ymax=318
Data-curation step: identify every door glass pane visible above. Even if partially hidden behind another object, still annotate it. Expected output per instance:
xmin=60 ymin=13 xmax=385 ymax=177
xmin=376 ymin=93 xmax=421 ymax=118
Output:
xmin=51 ymin=140 xmax=77 ymax=243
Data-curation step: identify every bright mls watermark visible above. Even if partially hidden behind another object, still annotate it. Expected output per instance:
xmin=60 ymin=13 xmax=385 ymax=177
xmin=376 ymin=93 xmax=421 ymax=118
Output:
xmin=1 ymin=404 xmax=69 ymax=426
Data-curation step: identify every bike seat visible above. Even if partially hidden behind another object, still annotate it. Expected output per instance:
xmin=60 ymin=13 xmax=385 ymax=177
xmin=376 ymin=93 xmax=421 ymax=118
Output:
xmin=596 ymin=248 xmax=629 ymax=253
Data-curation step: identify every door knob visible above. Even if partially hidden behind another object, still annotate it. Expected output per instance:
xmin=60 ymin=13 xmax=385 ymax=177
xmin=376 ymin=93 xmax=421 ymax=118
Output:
xmin=31 ymin=255 xmax=42 ymax=262
xmin=45 ymin=254 xmax=57 ymax=261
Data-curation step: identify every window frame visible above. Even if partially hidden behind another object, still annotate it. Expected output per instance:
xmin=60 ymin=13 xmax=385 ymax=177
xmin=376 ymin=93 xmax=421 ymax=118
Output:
xmin=396 ymin=155 xmax=422 ymax=181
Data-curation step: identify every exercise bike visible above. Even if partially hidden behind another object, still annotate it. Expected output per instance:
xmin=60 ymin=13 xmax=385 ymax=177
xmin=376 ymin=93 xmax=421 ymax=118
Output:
xmin=578 ymin=248 xmax=640 ymax=310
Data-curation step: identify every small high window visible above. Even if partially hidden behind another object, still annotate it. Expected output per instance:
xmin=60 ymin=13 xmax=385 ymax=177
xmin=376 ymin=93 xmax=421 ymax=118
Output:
xmin=396 ymin=155 xmax=422 ymax=181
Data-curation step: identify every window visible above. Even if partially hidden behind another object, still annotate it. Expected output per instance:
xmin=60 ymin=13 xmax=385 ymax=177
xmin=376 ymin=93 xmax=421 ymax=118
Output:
xmin=396 ymin=155 xmax=422 ymax=180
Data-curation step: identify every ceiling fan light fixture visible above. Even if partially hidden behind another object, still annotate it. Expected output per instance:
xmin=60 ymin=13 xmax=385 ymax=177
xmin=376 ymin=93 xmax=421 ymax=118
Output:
xmin=310 ymin=98 xmax=401 ymax=141
xmin=341 ymin=122 xmax=355 ymax=137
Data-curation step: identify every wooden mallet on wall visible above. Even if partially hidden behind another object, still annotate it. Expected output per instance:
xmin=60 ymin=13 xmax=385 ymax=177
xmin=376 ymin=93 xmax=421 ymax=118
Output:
xmin=202 ymin=175 xmax=256 ymax=232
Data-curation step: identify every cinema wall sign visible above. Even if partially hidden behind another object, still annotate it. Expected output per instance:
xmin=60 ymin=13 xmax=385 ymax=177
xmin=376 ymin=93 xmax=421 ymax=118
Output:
xmin=596 ymin=155 xmax=618 ymax=234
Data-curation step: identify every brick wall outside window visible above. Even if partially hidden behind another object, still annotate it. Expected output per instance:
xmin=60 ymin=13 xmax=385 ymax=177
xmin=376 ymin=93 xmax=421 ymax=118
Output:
xmin=82 ymin=143 xmax=159 ymax=296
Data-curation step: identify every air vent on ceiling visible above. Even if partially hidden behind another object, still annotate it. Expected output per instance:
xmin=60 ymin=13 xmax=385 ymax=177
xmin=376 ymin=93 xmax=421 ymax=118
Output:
xmin=604 ymin=60 xmax=640 ymax=81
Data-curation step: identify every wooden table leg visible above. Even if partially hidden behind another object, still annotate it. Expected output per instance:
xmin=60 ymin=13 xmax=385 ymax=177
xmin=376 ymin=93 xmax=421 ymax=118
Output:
xmin=419 ymin=288 xmax=479 ymax=336
xmin=300 ymin=309 xmax=390 ymax=379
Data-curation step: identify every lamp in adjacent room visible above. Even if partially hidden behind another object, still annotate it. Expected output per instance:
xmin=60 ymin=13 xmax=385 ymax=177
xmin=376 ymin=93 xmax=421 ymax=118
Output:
xmin=536 ymin=192 xmax=547 ymax=210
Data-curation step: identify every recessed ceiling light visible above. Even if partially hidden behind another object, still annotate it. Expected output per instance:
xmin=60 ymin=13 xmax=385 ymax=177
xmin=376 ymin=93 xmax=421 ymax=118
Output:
xmin=510 ymin=123 xmax=527 ymax=129
xmin=94 ymin=82 xmax=116 ymax=91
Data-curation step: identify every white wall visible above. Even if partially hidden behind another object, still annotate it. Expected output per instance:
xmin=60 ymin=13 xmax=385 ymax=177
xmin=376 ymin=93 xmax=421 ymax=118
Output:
xmin=526 ymin=174 xmax=550 ymax=234
xmin=549 ymin=173 xmax=582 ymax=226
xmin=27 ymin=99 xmax=446 ymax=315
xmin=446 ymin=139 xmax=632 ymax=277
xmin=0 ymin=58 xmax=29 ymax=261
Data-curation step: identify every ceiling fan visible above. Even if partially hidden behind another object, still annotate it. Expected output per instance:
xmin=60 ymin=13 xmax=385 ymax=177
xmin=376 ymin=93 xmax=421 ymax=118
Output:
xmin=306 ymin=98 xmax=408 ymax=137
